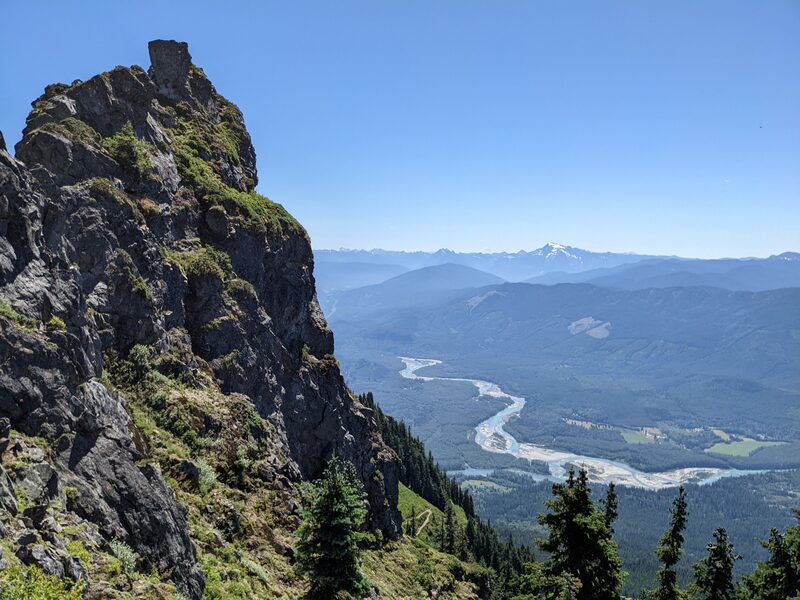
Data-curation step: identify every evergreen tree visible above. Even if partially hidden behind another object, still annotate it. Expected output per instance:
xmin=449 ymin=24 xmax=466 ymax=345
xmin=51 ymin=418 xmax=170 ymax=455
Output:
xmin=691 ymin=528 xmax=740 ymax=600
xmin=512 ymin=561 xmax=581 ymax=600
xmin=603 ymin=482 xmax=619 ymax=533
xmin=444 ymin=501 xmax=456 ymax=554
xmin=651 ymin=486 xmax=688 ymax=600
xmin=537 ymin=467 xmax=624 ymax=600
xmin=407 ymin=506 xmax=417 ymax=537
xmin=739 ymin=510 xmax=800 ymax=600
xmin=295 ymin=456 xmax=371 ymax=600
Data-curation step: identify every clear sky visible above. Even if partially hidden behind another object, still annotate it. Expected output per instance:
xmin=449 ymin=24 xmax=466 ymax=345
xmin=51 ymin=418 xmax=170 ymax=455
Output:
xmin=1 ymin=1 xmax=798 ymax=258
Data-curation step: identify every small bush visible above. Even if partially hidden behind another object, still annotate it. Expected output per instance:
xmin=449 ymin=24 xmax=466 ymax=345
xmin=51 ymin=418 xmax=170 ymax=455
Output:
xmin=45 ymin=315 xmax=67 ymax=331
xmin=241 ymin=557 xmax=270 ymax=585
xmin=104 ymin=121 xmax=153 ymax=179
xmin=63 ymin=486 xmax=79 ymax=504
xmin=163 ymin=246 xmax=232 ymax=281
xmin=129 ymin=344 xmax=153 ymax=377
xmin=109 ymin=540 xmax=138 ymax=574
xmin=195 ymin=458 xmax=218 ymax=494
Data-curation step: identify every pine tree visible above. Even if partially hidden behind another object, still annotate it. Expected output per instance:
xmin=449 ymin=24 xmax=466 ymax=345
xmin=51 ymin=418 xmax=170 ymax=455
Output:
xmin=537 ymin=467 xmax=624 ymax=600
xmin=444 ymin=501 xmax=456 ymax=554
xmin=407 ymin=506 xmax=417 ymax=537
xmin=603 ymin=482 xmax=619 ymax=533
xmin=739 ymin=510 xmax=800 ymax=600
xmin=691 ymin=528 xmax=740 ymax=600
xmin=651 ymin=486 xmax=688 ymax=600
xmin=295 ymin=456 xmax=371 ymax=600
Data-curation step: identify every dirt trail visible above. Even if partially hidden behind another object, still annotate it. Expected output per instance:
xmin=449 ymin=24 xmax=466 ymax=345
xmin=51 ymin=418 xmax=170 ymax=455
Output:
xmin=414 ymin=509 xmax=432 ymax=536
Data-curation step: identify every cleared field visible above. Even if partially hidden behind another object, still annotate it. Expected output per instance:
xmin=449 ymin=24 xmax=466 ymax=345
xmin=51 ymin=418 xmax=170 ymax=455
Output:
xmin=460 ymin=479 xmax=511 ymax=493
xmin=705 ymin=439 xmax=785 ymax=457
xmin=621 ymin=430 xmax=656 ymax=445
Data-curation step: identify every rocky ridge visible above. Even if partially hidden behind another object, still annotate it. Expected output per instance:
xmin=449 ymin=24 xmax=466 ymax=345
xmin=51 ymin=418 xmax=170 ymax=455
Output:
xmin=0 ymin=40 xmax=400 ymax=598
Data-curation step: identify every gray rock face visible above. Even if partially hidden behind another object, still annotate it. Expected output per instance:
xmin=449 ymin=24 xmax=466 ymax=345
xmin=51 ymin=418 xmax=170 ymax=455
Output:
xmin=148 ymin=40 xmax=192 ymax=101
xmin=0 ymin=39 xmax=401 ymax=597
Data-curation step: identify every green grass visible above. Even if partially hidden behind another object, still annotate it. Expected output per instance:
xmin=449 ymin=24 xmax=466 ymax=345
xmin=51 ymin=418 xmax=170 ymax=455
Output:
xmin=705 ymin=439 xmax=785 ymax=457
xmin=398 ymin=483 xmax=443 ymax=521
xmin=621 ymin=430 xmax=656 ymax=445
xmin=362 ymin=538 xmax=485 ymax=599
xmin=161 ymin=246 xmax=232 ymax=281
xmin=0 ymin=299 xmax=37 ymax=331
xmin=0 ymin=565 xmax=85 ymax=600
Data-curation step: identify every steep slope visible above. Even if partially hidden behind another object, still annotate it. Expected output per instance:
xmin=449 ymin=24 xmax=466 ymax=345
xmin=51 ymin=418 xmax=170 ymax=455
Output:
xmin=0 ymin=40 xmax=400 ymax=598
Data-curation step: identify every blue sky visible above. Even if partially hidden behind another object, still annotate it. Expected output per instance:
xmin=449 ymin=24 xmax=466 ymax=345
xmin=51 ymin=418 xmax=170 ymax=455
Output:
xmin=1 ymin=1 xmax=798 ymax=257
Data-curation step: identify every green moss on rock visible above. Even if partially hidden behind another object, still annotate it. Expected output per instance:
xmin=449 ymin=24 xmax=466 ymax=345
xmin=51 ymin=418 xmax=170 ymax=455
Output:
xmin=170 ymin=114 xmax=303 ymax=237
xmin=162 ymin=246 xmax=232 ymax=281
xmin=103 ymin=121 xmax=154 ymax=180
xmin=108 ymin=249 xmax=154 ymax=303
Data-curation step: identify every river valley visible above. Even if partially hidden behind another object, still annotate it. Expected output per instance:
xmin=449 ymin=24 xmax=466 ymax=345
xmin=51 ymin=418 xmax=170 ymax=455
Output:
xmin=399 ymin=357 xmax=769 ymax=489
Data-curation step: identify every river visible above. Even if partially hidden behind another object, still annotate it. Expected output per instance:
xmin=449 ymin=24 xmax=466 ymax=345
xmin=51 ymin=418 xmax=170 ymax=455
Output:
xmin=399 ymin=357 xmax=768 ymax=489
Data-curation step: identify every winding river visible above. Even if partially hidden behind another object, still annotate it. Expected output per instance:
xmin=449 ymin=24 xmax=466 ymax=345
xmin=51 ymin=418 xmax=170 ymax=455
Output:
xmin=399 ymin=357 xmax=767 ymax=489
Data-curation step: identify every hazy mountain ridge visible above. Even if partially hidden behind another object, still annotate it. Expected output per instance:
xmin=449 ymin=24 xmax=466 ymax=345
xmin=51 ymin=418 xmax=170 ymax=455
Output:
xmin=316 ymin=243 xmax=661 ymax=281
xmin=527 ymin=252 xmax=800 ymax=291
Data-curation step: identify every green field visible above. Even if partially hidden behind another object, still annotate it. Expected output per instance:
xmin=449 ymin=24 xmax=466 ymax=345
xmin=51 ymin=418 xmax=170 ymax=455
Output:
xmin=621 ymin=430 xmax=656 ymax=445
xmin=461 ymin=479 xmax=512 ymax=493
xmin=705 ymin=439 xmax=785 ymax=457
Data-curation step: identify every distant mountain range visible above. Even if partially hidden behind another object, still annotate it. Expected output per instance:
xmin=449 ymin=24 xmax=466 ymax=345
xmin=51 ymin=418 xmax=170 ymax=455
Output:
xmin=314 ymin=246 xmax=800 ymax=300
xmin=527 ymin=252 xmax=800 ymax=291
xmin=315 ymin=243 xmax=659 ymax=282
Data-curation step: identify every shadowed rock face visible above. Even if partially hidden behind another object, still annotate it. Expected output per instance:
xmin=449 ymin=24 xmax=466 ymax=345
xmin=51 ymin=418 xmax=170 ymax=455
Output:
xmin=0 ymin=39 xmax=400 ymax=598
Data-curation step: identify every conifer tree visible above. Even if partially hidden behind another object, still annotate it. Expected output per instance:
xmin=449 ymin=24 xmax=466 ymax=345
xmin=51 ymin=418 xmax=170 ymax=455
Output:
xmin=407 ymin=506 xmax=417 ymax=537
xmin=537 ymin=467 xmax=624 ymax=600
xmin=651 ymin=486 xmax=688 ymax=600
xmin=739 ymin=510 xmax=800 ymax=600
xmin=295 ymin=456 xmax=371 ymax=600
xmin=603 ymin=482 xmax=619 ymax=533
xmin=444 ymin=501 xmax=456 ymax=554
xmin=691 ymin=528 xmax=740 ymax=600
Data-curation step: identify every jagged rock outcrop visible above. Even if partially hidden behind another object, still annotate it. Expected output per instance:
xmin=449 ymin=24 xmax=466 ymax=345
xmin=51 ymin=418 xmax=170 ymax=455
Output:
xmin=0 ymin=40 xmax=400 ymax=598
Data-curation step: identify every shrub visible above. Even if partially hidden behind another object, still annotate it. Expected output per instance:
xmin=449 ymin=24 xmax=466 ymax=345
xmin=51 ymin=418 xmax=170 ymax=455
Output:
xmin=241 ymin=557 xmax=270 ymax=585
xmin=104 ymin=121 xmax=153 ymax=179
xmin=109 ymin=540 xmax=138 ymax=574
xmin=45 ymin=315 xmax=67 ymax=331
xmin=0 ymin=564 xmax=84 ymax=600
xmin=0 ymin=299 xmax=37 ymax=331
xmin=163 ymin=246 xmax=232 ymax=281
xmin=195 ymin=458 xmax=218 ymax=494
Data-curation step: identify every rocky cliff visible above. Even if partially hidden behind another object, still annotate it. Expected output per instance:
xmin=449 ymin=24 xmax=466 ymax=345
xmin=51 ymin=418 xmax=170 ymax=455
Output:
xmin=0 ymin=40 xmax=400 ymax=598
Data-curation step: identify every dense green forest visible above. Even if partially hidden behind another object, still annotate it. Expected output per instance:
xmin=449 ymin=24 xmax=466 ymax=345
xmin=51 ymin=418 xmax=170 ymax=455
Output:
xmin=457 ymin=469 xmax=800 ymax=594
xmin=361 ymin=393 xmax=800 ymax=599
